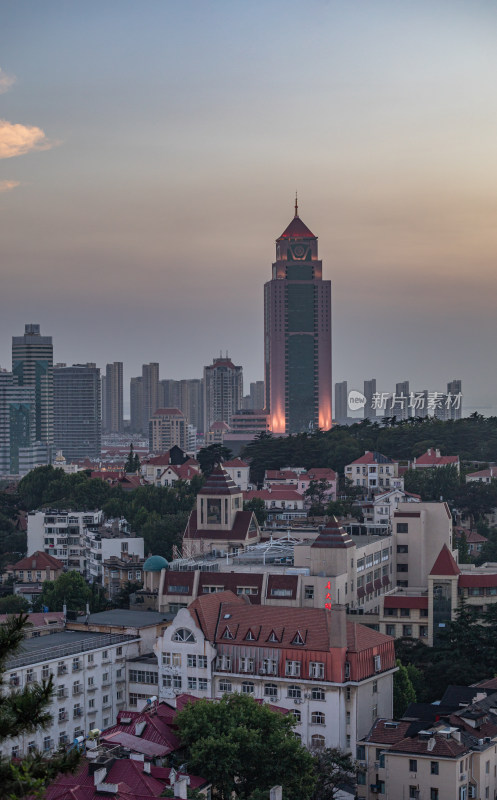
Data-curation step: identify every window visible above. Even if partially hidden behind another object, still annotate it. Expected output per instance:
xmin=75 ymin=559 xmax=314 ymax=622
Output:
xmin=267 ymin=631 xmax=279 ymax=643
xmin=372 ymin=680 xmax=378 ymax=694
xmin=397 ymin=545 xmax=409 ymax=553
xmin=173 ymin=628 xmax=195 ymax=643
xmin=309 ymin=662 xmax=324 ymax=679
xmin=400 ymin=608 xmax=411 ymax=617
xmin=287 ymin=685 xmax=301 ymax=699
xmin=198 ymin=655 xmax=207 ymax=669
xmin=311 ymin=687 xmax=325 ymax=701
xmin=291 ymin=632 xmax=305 ymax=645
xmin=219 ymin=679 xmax=232 ymax=693
xmin=129 ymin=670 xmax=158 ymax=684
xmin=117 ymin=647 xmax=122 ymax=656
xmin=311 ymin=711 xmax=325 ymax=725
xmin=346 ymin=687 xmax=351 ymax=701
xmin=87 ymin=653 xmax=94 ymax=664
xmin=386 ymin=624 xmax=395 ymax=636
xmin=245 ymin=630 xmax=256 ymax=641
xmin=285 ymin=660 xmax=301 ymax=677
xmin=240 ymin=657 xmax=254 ymax=673
xmin=88 ymin=699 xmax=95 ymax=709
xmin=271 ymin=588 xmax=293 ymax=597
xmin=431 ymin=762 xmax=439 ymax=775
xmin=187 ymin=677 xmax=197 ymax=690
xmin=374 ymin=655 xmax=381 ymax=672
xmin=357 ymin=772 xmax=366 ymax=786
xmin=103 ymin=694 xmax=109 ymax=705
xmin=397 ymin=523 xmax=408 ymax=533
xmin=311 ymin=735 xmax=325 ymax=749
xmin=403 ymin=625 xmax=413 ymax=637
xmin=409 ymin=759 xmax=418 ymax=772
xmin=356 ymin=745 xmax=366 ymax=760
xmin=163 ymin=674 xmax=182 ymax=689
xmin=397 ymin=564 xmax=408 ymax=572
xmin=199 ymin=678 xmax=208 ymax=691
xmin=262 ymin=658 xmax=277 ymax=675
xmin=242 ymin=681 xmax=254 ymax=694
xmin=264 ymin=683 xmax=278 ymax=698
xmin=304 ymin=586 xmax=314 ymax=599
xmin=430 ymin=790 xmax=439 ymax=800
xmin=162 ymin=653 xmax=181 ymax=667
xmin=187 ymin=654 xmax=197 ymax=668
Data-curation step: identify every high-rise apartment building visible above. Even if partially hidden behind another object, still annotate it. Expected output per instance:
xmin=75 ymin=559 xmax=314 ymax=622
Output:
xmin=334 ymin=381 xmax=348 ymax=423
xmin=103 ymin=362 xmax=123 ymax=433
xmin=130 ymin=377 xmax=143 ymax=433
xmin=159 ymin=379 xmax=204 ymax=434
xmin=54 ymin=364 xmax=101 ymax=460
xmin=0 ymin=372 xmax=36 ymax=475
xmin=142 ymin=363 xmax=159 ymax=435
xmin=249 ymin=381 xmax=265 ymax=411
xmin=203 ymin=355 xmax=243 ymax=432
xmin=149 ymin=408 xmax=187 ymax=453
xmin=391 ymin=380 xmax=410 ymax=420
xmin=447 ymin=378 xmax=462 ymax=420
xmin=12 ymin=324 xmax=54 ymax=444
xmin=264 ymin=202 xmax=332 ymax=433
xmin=363 ymin=378 xmax=377 ymax=421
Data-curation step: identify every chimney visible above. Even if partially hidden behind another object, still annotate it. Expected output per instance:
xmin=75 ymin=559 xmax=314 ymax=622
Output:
xmin=329 ymin=604 xmax=347 ymax=649
xmin=143 ymin=761 xmax=151 ymax=774
xmin=270 ymin=789 xmax=282 ymax=800
xmin=174 ymin=777 xmax=188 ymax=799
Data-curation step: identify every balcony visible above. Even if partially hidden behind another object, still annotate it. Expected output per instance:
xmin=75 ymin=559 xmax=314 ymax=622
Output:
xmin=57 ymin=665 xmax=68 ymax=676
xmin=58 ymin=712 xmax=68 ymax=722
xmin=72 ymin=686 xmax=83 ymax=696
xmin=73 ymin=709 xmax=83 ymax=718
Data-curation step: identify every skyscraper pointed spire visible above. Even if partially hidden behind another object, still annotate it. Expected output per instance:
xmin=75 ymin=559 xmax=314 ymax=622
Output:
xmin=294 ymin=192 xmax=298 ymax=217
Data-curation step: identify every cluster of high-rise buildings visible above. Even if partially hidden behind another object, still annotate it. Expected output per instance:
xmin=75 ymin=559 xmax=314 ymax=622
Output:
xmin=335 ymin=378 xmax=463 ymax=424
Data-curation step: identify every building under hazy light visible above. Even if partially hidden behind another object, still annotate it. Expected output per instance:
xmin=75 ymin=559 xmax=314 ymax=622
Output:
xmin=264 ymin=203 xmax=332 ymax=433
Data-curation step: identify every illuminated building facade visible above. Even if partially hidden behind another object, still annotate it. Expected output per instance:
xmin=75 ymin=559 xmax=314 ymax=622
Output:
xmin=264 ymin=202 xmax=332 ymax=433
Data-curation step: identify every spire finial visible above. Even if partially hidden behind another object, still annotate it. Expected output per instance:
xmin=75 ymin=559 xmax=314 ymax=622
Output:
xmin=294 ymin=192 xmax=298 ymax=217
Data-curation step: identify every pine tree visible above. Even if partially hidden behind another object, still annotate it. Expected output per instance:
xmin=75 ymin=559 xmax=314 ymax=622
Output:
xmin=0 ymin=614 xmax=80 ymax=798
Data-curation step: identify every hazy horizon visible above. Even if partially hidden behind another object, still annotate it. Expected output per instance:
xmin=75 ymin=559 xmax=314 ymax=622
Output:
xmin=2 ymin=1 xmax=497 ymax=416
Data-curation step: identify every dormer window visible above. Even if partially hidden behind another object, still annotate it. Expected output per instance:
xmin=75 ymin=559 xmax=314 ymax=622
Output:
xmin=291 ymin=631 xmax=305 ymax=646
xmin=222 ymin=627 xmax=234 ymax=640
xmin=245 ymin=630 xmax=256 ymax=641
xmin=173 ymin=628 xmax=195 ymax=643
xmin=267 ymin=631 xmax=279 ymax=643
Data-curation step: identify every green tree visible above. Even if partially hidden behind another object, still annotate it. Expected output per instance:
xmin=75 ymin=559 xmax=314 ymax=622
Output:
xmin=113 ymin=581 xmax=141 ymax=609
xmin=243 ymin=498 xmax=268 ymax=525
xmin=175 ymin=694 xmax=316 ymax=800
xmin=39 ymin=571 xmax=91 ymax=613
xmin=456 ymin=530 xmax=471 ymax=564
xmin=393 ymin=659 xmax=416 ymax=718
xmin=197 ymin=444 xmax=233 ymax=475
xmin=0 ymin=595 xmax=30 ymax=614
xmin=311 ymin=747 xmax=358 ymax=800
xmin=304 ymin=479 xmax=331 ymax=515
xmin=0 ymin=614 xmax=80 ymax=798
xmin=124 ymin=444 xmax=138 ymax=473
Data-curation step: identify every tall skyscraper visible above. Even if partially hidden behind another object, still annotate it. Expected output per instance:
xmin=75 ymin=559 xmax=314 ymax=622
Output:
xmin=392 ymin=380 xmax=410 ymax=420
xmin=54 ymin=364 xmax=101 ymax=460
xmin=249 ymin=381 xmax=265 ymax=411
xmin=12 ymin=323 xmax=54 ymax=444
xmin=103 ymin=362 xmax=123 ymax=433
xmin=204 ymin=355 xmax=243 ymax=432
xmin=0 ymin=372 xmax=36 ymax=475
xmin=334 ymin=381 xmax=348 ymax=423
xmin=447 ymin=379 xmax=462 ymax=420
xmin=130 ymin=376 xmax=143 ymax=433
xmin=264 ymin=201 xmax=332 ymax=433
xmin=363 ymin=379 xmax=377 ymax=421
xmin=142 ymin=363 xmax=159 ymax=435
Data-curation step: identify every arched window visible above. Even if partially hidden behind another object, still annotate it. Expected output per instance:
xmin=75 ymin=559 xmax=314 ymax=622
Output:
xmin=287 ymin=685 xmax=301 ymax=699
xmin=264 ymin=683 xmax=278 ymax=698
xmin=311 ymin=734 xmax=325 ymax=749
xmin=311 ymin=712 xmax=325 ymax=725
xmin=242 ymin=681 xmax=254 ymax=694
xmin=172 ymin=628 xmax=195 ymax=643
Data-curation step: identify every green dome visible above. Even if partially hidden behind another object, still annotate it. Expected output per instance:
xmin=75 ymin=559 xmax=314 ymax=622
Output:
xmin=143 ymin=555 xmax=168 ymax=572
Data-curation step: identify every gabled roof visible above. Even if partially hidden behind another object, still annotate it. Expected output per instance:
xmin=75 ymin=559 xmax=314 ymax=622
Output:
xmin=223 ymin=458 xmax=249 ymax=468
xmin=277 ymin=215 xmax=316 ymax=240
xmin=466 ymin=467 xmax=497 ymax=479
xmin=152 ymin=407 xmax=184 ymax=417
xmin=347 ymin=451 xmax=394 ymax=466
xmin=13 ymin=551 xmax=64 ymax=571
xmin=415 ymin=449 xmax=459 ymax=466
xmin=429 ymin=544 xmax=460 ymax=576
xmin=307 ymin=467 xmax=337 ymax=481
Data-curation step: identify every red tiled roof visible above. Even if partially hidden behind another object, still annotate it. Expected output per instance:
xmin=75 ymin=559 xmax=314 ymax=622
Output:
xmin=347 ymin=451 xmax=394 ymax=466
xmin=243 ymin=489 xmax=303 ymax=502
xmin=415 ymin=449 xmax=459 ymax=466
xmin=307 ymin=468 xmax=337 ymax=481
xmin=311 ymin=518 xmax=354 ymax=549
xmin=198 ymin=467 xmax=240 ymax=496
xmin=389 ymin=733 xmax=468 ymax=758
xmin=0 ymin=611 xmax=64 ymax=627
xmin=466 ymin=467 xmax=497 ymax=479
xmin=13 ymin=551 xmax=64 ymax=571
xmin=45 ymin=757 xmax=166 ymax=799
xmin=429 ymin=545 xmax=461 ymax=576
xmin=454 ymin=529 xmax=488 ymax=544
xmin=101 ymin=706 xmax=180 ymax=754
xmin=199 ymin=572 xmax=263 ymax=599
xmin=265 ymin=470 xmax=299 ymax=480
xmin=459 ymin=574 xmax=497 ymax=588
xmin=277 ymin=215 xmax=316 ymax=240
xmin=384 ymin=596 xmax=428 ymax=610
xmin=189 ymin=591 xmax=246 ymax=642
xmin=223 ymin=458 xmax=249 ymax=468
xmin=362 ymin=718 xmax=412 ymax=744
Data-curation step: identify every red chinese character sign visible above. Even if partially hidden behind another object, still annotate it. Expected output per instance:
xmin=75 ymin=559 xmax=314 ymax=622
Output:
xmin=325 ymin=580 xmax=332 ymax=610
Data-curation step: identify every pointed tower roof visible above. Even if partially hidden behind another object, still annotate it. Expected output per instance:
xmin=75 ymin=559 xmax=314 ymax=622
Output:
xmin=429 ymin=544 xmax=461 ymax=576
xmin=197 ymin=466 xmax=241 ymax=496
xmin=311 ymin=518 xmax=354 ymax=549
xmin=277 ymin=198 xmax=316 ymax=240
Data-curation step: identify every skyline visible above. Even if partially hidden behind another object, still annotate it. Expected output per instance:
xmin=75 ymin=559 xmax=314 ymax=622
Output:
xmin=2 ymin=2 xmax=497 ymax=414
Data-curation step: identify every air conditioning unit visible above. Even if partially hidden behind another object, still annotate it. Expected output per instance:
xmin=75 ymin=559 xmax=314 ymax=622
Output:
xmin=259 ymin=668 xmax=266 ymax=675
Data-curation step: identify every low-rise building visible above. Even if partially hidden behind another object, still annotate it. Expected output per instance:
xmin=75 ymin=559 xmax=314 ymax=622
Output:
xmin=102 ymin=553 xmax=145 ymax=600
xmin=466 ymin=467 xmax=497 ymax=484
xmin=154 ymin=591 xmax=396 ymax=752
xmin=3 ymin=629 xmax=140 ymax=758
xmin=344 ymin=452 xmax=401 ymax=494
xmin=222 ymin=458 xmax=251 ymax=491
xmin=412 ymin=448 xmax=460 ymax=473
xmin=10 ymin=551 xmax=64 ymax=604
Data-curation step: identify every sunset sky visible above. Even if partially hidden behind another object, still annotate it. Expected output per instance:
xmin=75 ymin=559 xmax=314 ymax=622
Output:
xmin=1 ymin=1 xmax=497 ymax=415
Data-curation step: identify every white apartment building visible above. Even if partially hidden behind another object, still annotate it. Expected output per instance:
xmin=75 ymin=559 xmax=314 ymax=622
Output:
xmin=27 ymin=510 xmax=103 ymax=572
xmin=344 ymin=452 xmax=401 ymax=494
xmin=3 ymin=630 xmax=140 ymax=758
xmin=154 ymin=592 xmax=396 ymax=753
xmin=363 ymin=488 xmax=421 ymax=528
xmin=27 ymin=510 xmax=144 ymax=584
